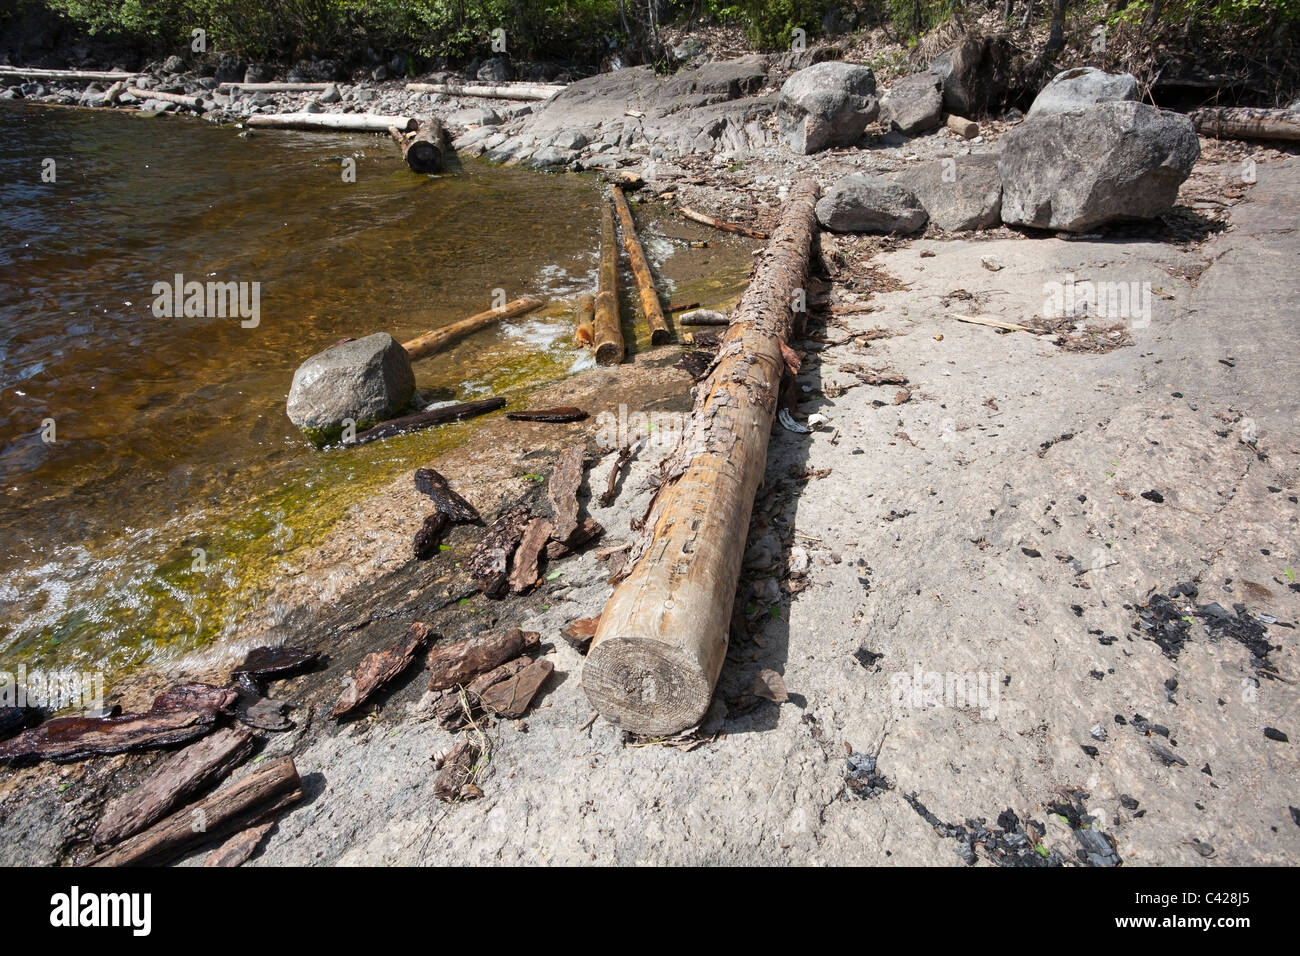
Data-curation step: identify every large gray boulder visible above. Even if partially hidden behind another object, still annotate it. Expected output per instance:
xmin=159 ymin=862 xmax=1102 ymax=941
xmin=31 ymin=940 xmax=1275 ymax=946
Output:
xmin=888 ymin=154 xmax=1002 ymax=231
xmin=882 ymin=71 xmax=943 ymax=135
xmin=1028 ymin=67 xmax=1139 ymax=116
xmin=776 ymin=61 xmax=878 ymax=154
xmin=286 ymin=332 xmax=415 ymax=445
xmin=998 ymin=101 xmax=1200 ymax=232
xmin=816 ymin=174 xmax=927 ymax=233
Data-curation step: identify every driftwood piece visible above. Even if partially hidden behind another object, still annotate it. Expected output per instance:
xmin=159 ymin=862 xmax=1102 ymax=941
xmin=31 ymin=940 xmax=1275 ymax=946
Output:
xmin=432 ymin=657 xmax=531 ymax=729
xmin=89 ymin=756 xmax=301 ymax=867
xmin=349 ymin=397 xmax=506 ymax=446
xmin=401 ymin=297 xmax=543 ymax=361
xmin=246 ymin=113 xmax=416 ymax=133
xmin=595 ymin=200 xmax=624 ymax=365
xmin=414 ymin=512 xmax=451 ymax=559
xmin=332 ymin=622 xmax=433 ymax=718
xmin=231 ymin=646 xmax=319 ymax=684
xmin=561 ymin=616 xmax=601 ymax=653
xmin=0 ymin=66 xmax=139 ymax=82
xmin=946 ymin=114 xmax=979 ymax=138
xmin=426 ymin=628 xmax=540 ymax=692
xmin=126 ymin=86 xmax=202 ymax=110
xmin=679 ymin=206 xmax=768 ymax=240
xmin=218 ymin=82 xmax=332 ymax=92
xmin=414 ymin=467 xmax=479 ymax=521
xmin=545 ymin=516 xmax=605 ymax=559
xmin=204 ymin=821 xmax=275 ymax=867
xmin=548 ymin=445 xmax=585 ymax=543
xmin=600 ymin=446 xmax=633 ymax=507
xmin=103 ymin=80 xmax=127 ymax=105
xmin=480 ymin=660 xmax=554 ymax=718
xmin=575 ymin=293 xmax=595 ymax=347
xmin=93 ymin=727 xmax=256 ymax=847
xmin=432 ymin=740 xmax=482 ymax=802
xmin=509 ymin=518 xmax=554 ymax=594
xmin=390 ymin=117 xmax=447 ymax=173
xmin=611 ymin=186 xmax=671 ymax=345
xmin=679 ymin=309 xmax=730 ymax=326
xmin=0 ymin=683 xmax=235 ymax=765
xmin=466 ymin=505 xmax=531 ymax=596
xmin=582 ymin=179 xmax=822 ymax=736
xmin=1190 ymin=106 xmax=1300 ymax=142
xmin=506 ymin=407 xmax=588 ymax=423
xmin=406 ymin=81 xmax=564 ymax=101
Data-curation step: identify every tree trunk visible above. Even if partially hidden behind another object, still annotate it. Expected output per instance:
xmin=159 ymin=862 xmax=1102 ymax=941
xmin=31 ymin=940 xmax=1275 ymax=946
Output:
xmin=594 ymin=200 xmax=624 ymax=365
xmin=405 ymin=81 xmax=564 ymax=101
xmin=390 ymin=117 xmax=447 ymax=173
xmin=401 ymin=296 xmax=542 ymax=360
xmin=611 ymin=186 xmax=671 ymax=345
xmin=1190 ymin=107 xmax=1300 ymax=142
xmin=580 ymin=179 xmax=822 ymax=736
xmin=246 ymin=113 xmax=417 ymax=133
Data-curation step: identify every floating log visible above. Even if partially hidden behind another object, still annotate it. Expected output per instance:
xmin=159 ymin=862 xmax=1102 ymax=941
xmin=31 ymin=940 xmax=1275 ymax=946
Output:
xmin=390 ymin=117 xmax=446 ymax=173
xmin=594 ymin=200 xmax=624 ymax=365
xmin=333 ymin=622 xmax=432 ymax=718
xmin=401 ymin=296 xmax=542 ymax=361
xmin=480 ymin=660 xmax=553 ymax=718
xmin=246 ymin=113 xmax=417 ymax=133
xmin=127 ymin=86 xmax=202 ymax=110
xmin=414 ymin=467 xmax=480 ymax=521
xmin=946 ymin=114 xmax=980 ymax=138
xmin=506 ymin=407 xmax=588 ymax=423
xmin=427 ymin=628 xmax=539 ymax=692
xmin=508 ymin=518 xmax=553 ymax=593
xmin=611 ymin=186 xmax=671 ymax=345
xmin=465 ymin=505 xmax=531 ymax=596
xmin=574 ymin=293 xmax=596 ymax=347
xmin=94 ymin=727 xmax=255 ymax=847
xmin=0 ymin=683 xmax=235 ymax=765
xmin=204 ymin=821 xmax=274 ymax=867
xmin=218 ymin=82 xmax=331 ymax=92
xmin=679 ymin=206 xmax=769 ymax=240
xmin=581 ymin=179 xmax=822 ymax=736
xmin=89 ymin=756 xmax=302 ymax=867
xmin=406 ymin=81 xmax=564 ymax=101
xmin=1189 ymin=106 xmax=1300 ymax=142
xmin=348 ymin=397 xmax=506 ymax=446
xmin=0 ymin=67 xmax=139 ymax=82
xmin=679 ymin=309 xmax=730 ymax=326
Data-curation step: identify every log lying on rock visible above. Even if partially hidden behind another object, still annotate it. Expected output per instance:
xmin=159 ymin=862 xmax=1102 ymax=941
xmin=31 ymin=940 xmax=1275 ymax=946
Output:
xmin=246 ymin=113 xmax=417 ymax=133
xmin=427 ymin=628 xmax=540 ymax=692
xmin=611 ymin=186 xmax=671 ymax=345
xmin=1190 ymin=106 xmax=1300 ymax=142
xmin=94 ymin=727 xmax=255 ymax=846
xmin=103 ymin=80 xmax=127 ymax=105
xmin=406 ymin=81 xmax=564 ymax=101
xmin=581 ymin=179 xmax=822 ymax=736
xmin=127 ymin=86 xmax=203 ymax=110
xmin=390 ymin=117 xmax=447 ymax=173
xmin=594 ymin=200 xmax=624 ymax=365
xmin=90 ymin=756 xmax=301 ymax=867
xmin=0 ymin=66 xmax=139 ymax=82
xmin=946 ymin=114 xmax=979 ymax=138
xmin=348 ymin=397 xmax=506 ymax=446
xmin=0 ymin=683 xmax=235 ymax=765
xmin=333 ymin=622 xmax=432 ymax=717
xmin=231 ymin=645 xmax=319 ymax=685
xmin=401 ymin=296 xmax=542 ymax=360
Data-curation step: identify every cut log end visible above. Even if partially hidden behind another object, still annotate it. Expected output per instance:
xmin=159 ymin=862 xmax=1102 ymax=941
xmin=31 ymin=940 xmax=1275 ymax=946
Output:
xmin=581 ymin=637 xmax=713 ymax=737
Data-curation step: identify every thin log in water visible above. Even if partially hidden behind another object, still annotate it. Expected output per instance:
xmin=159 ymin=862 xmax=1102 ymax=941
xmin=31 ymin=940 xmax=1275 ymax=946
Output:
xmin=679 ymin=206 xmax=769 ymax=240
xmin=611 ymin=186 xmax=671 ymax=345
xmin=401 ymin=296 xmax=542 ymax=361
xmin=594 ymin=200 xmax=624 ymax=365
xmin=347 ymin=397 xmax=506 ymax=446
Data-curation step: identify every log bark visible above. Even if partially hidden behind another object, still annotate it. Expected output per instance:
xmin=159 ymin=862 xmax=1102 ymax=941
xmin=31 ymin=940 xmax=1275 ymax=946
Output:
xmin=508 ymin=517 xmax=553 ymax=593
xmin=94 ymin=727 xmax=255 ymax=846
xmin=479 ymin=660 xmax=553 ymax=718
xmin=465 ymin=505 xmax=531 ymax=596
xmin=581 ymin=179 xmax=822 ymax=736
xmin=89 ymin=757 xmax=302 ymax=867
xmin=348 ymin=397 xmax=506 ymax=446
xmin=594 ymin=200 xmax=624 ymax=365
xmin=127 ymin=86 xmax=202 ymax=110
xmin=0 ymin=67 xmax=139 ymax=82
xmin=332 ymin=622 xmax=432 ymax=717
xmin=401 ymin=296 xmax=542 ymax=361
xmin=414 ymin=467 xmax=479 ymax=521
xmin=575 ymin=293 xmax=596 ymax=347
xmin=427 ymin=628 xmax=539 ymax=691
xmin=506 ymin=407 xmax=588 ymax=422
xmin=547 ymin=445 xmax=585 ymax=543
xmin=946 ymin=114 xmax=980 ymax=138
xmin=390 ymin=117 xmax=447 ymax=173
xmin=246 ymin=113 xmax=417 ymax=133
xmin=1190 ymin=107 xmax=1300 ymax=142
xmin=611 ymin=186 xmax=671 ymax=345
xmin=679 ymin=206 xmax=769 ymax=240
xmin=405 ymin=81 xmax=564 ymax=101
xmin=204 ymin=821 xmax=274 ymax=867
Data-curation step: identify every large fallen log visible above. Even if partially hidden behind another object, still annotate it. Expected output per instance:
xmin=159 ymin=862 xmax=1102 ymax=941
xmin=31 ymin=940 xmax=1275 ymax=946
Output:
xmin=0 ymin=67 xmax=139 ymax=82
xmin=246 ymin=113 xmax=417 ymax=133
xmin=127 ymin=86 xmax=202 ymax=110
xmin=390 ymin=117 xmax=447 ymax=173
xmin=348 ymin=397 xmax=506 ymax=446
xmin=89 ymin=756 xmax=301 ymax=867
xmin=581 ymin=179 xmax=822 ymax=736
xmin=93 ymin=727 xmax=255 ymax=846
xmin=1189 ymin=106 xmax=1300 ymax=142
xmin=611 ymin=186 xmax=671 ymax=345
xmin=594 ymin=199 xmax=624 ymax=365
xmin=401 ymin=296 xmax=541 ymax=360
xmin=405 ymin=81 xmax=564 ymax=101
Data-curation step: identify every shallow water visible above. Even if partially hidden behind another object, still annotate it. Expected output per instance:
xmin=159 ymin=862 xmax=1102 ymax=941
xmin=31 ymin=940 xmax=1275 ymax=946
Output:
xmin=0 ymin=102 xmax=752 ymax=689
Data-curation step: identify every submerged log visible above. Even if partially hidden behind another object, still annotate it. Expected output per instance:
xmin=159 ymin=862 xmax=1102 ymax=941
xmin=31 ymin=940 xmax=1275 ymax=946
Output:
xmin=348 ymin=397 xmax=506 ymax=446
xmin=0 ymin=683 xmax=235 ymax=765
xmin=333 ymin=622 xmax=432 ymax=718
xmin=414 ymin=467 xmax=480 ymax=521
xmin=679 ymin=206 xmax=769 ymax=240
xmin=506 ymin=407 xmax=588 ymax=423
xmin=94 ymin=727 xmax=255 ymax=847
xmin=406 ymin=81 xmax=564 ymax=101
xmin=127 ymin=86 xmax=202 ymax=110
xmin=466 ymin=505 xmax=531 ymax=596
xmin=90 ymin=756 xmax=302 ymax=867
xmin=390 ymin=117 xmax=447 ymax=173
xmin=1190 ymin=106 xmax=1300 ymax=142
xmin=575 ymin=293 xmax=595 ymax=347
xmin=246 ymin=113 xmax=417 ymax=133
xmin=594 ymin=200 xmax=624 ymax=365
xmin=611 ymin=186 xmax=671 ymax=345
xmin=581 ymin=179 xmax=822 ymax=736
xmin=401 ymin=296 xmax=543 ymax=361
xmin=427 ymin=628 xmax=540 ymax=692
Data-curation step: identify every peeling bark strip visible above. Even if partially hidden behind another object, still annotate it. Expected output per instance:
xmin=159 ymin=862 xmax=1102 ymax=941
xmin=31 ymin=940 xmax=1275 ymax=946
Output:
xmin=480 ymin=660 xmax=554 ymax=718
xmin=426 ymin=628 xmax=539 ymax=692
xmin=414 ymin=512 xmax=451 ymax=559
xmin=466 ymin=504 xmax=531 ymax=596
xmin=332 ymin=622 xmax=433 ymax=717
xmin=94 ymin=727 xmax=255 ymax=847
xmin=545 ymin=516 xmax=604 ymax=559
xmin=581 ymin=179 xmax=822 ymax=736
xmin=611 ymin=185 xmax=672 ymax=345
xmin=90 ymin=756 xmax=302 ymax=867
xmin=432 ymin=740 xmax=482 ymax=802
xmin=204 ymin=821 xmax=274 ymax=867
xmin=506 ymin=407 xmax=589 ymax=423
xmin=0 ymin=683 xmax=236 ymax=765
xmin=509 ymin=517 xmax=554 ymax=593
xmin=548 ymin=445 xmax=585 ymax=544
xmin=432 ymin=657 xmax=531 ymax=729
xmin=414 ymin=467 xmax=480 ymax=522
